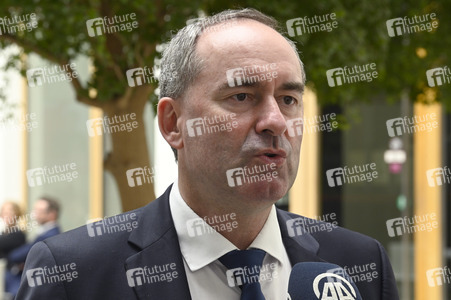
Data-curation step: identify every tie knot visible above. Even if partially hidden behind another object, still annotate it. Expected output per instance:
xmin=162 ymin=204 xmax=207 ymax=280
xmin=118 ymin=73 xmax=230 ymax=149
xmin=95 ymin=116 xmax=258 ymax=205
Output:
xmin=219 ymin=249 xmax=267 ymax=299
xmin=219 ymin=249 xmax=266 ymax=271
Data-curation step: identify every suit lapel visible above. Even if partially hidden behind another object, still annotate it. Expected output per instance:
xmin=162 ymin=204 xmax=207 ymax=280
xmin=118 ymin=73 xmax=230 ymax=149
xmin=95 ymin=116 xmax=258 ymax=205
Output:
xmin=276 ymin=209 xmax=326 ymax=265
xmin=125 ymin=185 xmax=192 ymax=300
xmin=123 ymin=188 xmax=325 ymax=299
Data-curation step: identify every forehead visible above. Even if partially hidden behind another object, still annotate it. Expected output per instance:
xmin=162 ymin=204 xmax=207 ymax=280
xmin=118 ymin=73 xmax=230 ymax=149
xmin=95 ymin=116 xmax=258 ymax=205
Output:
xmin=195 ymin=19 xmax=303 ymax=81
xmin=1 ymin=203 xmax=14 ymax=211
xmin=35 ymin=200 xmax=48 ymax=208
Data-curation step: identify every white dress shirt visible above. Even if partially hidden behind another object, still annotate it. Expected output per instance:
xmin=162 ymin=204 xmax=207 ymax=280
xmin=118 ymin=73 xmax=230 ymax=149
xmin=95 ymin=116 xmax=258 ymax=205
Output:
xmin=169 ymin=180 xmax=292 ymax=300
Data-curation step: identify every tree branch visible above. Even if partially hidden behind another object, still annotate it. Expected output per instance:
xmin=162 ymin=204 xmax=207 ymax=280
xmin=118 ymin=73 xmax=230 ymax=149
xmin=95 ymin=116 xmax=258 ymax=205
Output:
xmin=0 ymin=33 xmax=105 ymax=109
xmin=99 ymin=0 xmax=127 ymax=83
xmin=116 ymin=86 xmax=133 ymax=109
xmin=0 ymin=33 xmax=63 ymax=66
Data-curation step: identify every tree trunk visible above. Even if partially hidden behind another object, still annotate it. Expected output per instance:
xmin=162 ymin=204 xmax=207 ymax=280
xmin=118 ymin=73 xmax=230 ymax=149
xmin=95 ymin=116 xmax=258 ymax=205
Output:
xmin=103 ymin=85 xmax=156 ymax=212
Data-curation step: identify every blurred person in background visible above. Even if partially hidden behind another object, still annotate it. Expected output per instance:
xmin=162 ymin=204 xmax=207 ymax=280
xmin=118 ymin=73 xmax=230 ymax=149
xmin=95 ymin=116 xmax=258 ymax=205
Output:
xmin=0 ymin=201 xmax=26 ymax=298
xmin=0 ymin=201 xmax=26 ymax=259
xmin=6 ymin=196 xmax=61 ymax=298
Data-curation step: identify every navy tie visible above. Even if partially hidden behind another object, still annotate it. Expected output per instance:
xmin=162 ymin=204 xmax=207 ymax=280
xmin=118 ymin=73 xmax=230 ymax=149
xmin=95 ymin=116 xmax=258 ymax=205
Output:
xmin=219 ymin=249 xmax=266 ymax=300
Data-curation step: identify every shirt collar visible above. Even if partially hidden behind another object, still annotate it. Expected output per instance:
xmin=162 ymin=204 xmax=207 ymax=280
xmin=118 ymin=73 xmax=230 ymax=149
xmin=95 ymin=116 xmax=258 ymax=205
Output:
xmin=39 ymin=221 xmax=57 ymax=233
xmin=169 ymin=180 xmax=286 ymax=272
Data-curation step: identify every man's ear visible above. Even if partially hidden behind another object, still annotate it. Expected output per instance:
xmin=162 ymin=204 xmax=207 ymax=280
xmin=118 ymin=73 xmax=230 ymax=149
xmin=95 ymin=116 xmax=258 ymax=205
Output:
xmin=50 ymin=211 xmax=58 ymax=221
xmin=158 ymin=97 xmax=183 ymax=151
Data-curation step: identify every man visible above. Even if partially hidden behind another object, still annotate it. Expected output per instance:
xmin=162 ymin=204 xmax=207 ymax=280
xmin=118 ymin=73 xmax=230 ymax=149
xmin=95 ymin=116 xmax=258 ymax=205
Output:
xmin=8 ymin=197 xmax=60 ymax=297
xmin=17 ymin=8 xmax=399 ymax=299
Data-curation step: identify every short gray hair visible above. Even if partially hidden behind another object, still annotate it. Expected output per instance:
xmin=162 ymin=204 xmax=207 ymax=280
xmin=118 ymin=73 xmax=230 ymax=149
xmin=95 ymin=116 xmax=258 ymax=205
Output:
xmin=159 ymin=8 xmax=305 ymax=160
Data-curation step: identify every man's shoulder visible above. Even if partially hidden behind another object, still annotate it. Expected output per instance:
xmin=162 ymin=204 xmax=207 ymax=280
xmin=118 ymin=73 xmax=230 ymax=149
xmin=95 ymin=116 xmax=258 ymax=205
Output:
xmin=43 ymin=207 xmax=143 ymax=251
xmin=42 ymin=187 xmax=173 ymax=254
xmin=278 ymin=209 xmax=382 ymax=251
xmin=278 ymin=210 xmax=398 ymax=299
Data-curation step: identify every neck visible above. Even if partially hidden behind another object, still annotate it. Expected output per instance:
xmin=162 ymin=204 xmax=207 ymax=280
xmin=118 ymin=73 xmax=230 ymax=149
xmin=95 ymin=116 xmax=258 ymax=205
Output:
xmin=219 ymin=209 xmax=272 ymax=250
xmin=41 ymin=220 xmax=56 ymax=227
xmin=178 ymin=178 xmax=273 ymax=250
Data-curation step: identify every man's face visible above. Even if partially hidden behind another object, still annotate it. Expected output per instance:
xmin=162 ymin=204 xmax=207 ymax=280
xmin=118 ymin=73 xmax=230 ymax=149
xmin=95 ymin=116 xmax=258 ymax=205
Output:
xmin=1 ymin=203 xmax=17 ymax=227
xmin=34 ymin=200 xmax=51 ymax=225
xmin=176 ymin=20 xmax=304 ymax=208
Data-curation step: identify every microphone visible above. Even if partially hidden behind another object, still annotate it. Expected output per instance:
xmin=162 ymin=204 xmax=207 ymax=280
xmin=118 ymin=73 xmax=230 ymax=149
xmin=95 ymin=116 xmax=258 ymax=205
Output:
xmin=287 ymin=262 xmax=363 ymax=300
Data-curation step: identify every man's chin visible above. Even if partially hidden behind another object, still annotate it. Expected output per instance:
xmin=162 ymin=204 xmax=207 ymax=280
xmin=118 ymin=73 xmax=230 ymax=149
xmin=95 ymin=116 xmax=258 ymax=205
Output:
xmin=233 ymin=181 xmax=289 ymax=204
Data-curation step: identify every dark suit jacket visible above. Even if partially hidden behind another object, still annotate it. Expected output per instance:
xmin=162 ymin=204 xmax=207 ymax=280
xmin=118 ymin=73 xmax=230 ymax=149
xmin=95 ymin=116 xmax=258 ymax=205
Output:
xmin=0 ymin=228 xmax=26 ymax=259
xmin=9 ymin=225 xmax=61 ymax=265
xmin=17 ymin=186 xmax=399 ymax=299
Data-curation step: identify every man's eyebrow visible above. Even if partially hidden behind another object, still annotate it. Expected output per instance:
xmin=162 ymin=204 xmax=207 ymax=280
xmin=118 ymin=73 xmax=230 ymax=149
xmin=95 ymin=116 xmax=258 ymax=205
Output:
xmin=218 ymin=81 xmax=304 ymax=94
xmin=280 ymin=81 xmax=305 ymax=94
xmin=217 ymin=80 xmax=304 ymax=93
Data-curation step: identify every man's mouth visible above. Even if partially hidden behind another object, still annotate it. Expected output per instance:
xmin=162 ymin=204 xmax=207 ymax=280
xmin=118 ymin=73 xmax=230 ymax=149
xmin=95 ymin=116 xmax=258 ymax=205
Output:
xmin=256 ymin=150 xmax=287 ymax=165
xmin=258 ymin=149 xmax=287 ymax=158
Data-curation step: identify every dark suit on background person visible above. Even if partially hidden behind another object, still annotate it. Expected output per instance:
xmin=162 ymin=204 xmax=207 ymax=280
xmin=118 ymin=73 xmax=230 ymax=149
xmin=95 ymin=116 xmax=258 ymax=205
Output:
xmin=6 ymin=225 xmax=60 ymax=298
xmin=0 ymin=226 xmax=26 ymax=297
xmin=8 ymin=225 xmax=60 ymax=265
xmin=7 ymin=197 xmax=61 ymax=298
xmin=0 ymin=228 xmax=26 ymax=261
xmin=17 ymin=186 xmax=398 ymax=300
xmin=0 ymin=201 xmax=27 ymax=298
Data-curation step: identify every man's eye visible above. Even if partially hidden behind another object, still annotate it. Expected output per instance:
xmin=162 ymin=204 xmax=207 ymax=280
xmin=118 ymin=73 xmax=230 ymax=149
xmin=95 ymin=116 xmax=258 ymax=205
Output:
xmin=233 ymin=93 xmax=248 ymax=101
xmin=283 ymin=96 xmax=296 ymax=105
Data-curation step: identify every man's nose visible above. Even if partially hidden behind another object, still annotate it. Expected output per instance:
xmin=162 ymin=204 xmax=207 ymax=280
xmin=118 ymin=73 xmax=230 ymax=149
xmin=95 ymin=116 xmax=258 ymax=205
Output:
xmin=255 ymin=97 xmax=287 ymax=136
